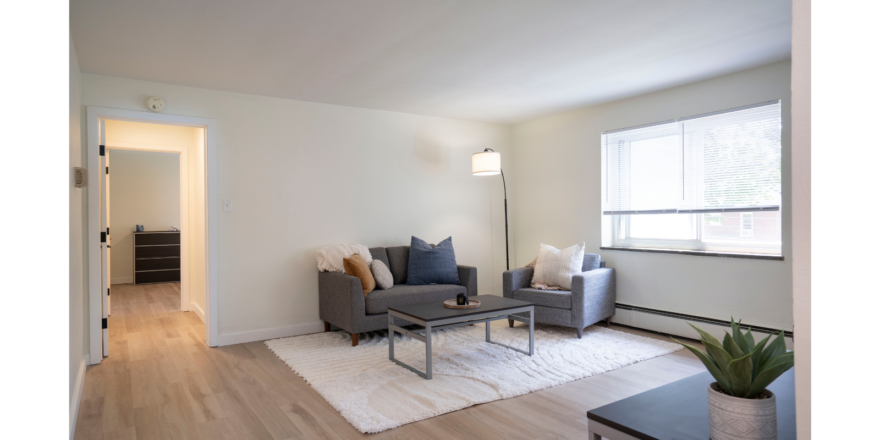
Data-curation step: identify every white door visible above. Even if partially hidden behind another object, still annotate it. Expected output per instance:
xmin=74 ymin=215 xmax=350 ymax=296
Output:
xmin=105 ymin=149 xmax=111 ymax=315
xmin=100 ymin=122 xmax=110 ymax=357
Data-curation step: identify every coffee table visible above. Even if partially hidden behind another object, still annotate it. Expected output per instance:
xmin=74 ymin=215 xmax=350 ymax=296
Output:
xmin=586 ymin=368 xmax=796 ymax=440
xmin=387 ymin=295 xmax=535 ymax=379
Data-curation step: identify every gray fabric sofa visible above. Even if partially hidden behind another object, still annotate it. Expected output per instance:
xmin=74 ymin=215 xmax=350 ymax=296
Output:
xmin=502 ymin=254 xmax=615 ymax=338
xmin=319 ymin=246 xmax=477 ymax=346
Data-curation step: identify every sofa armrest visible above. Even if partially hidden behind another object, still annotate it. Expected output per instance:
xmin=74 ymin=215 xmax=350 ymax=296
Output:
xmin=457 ymin=265 xmax=478 ymax=296
xmin=571 ymin=268 xmax=616 ymax=327
xmin=318 ymin=271 xmax=364 ymax=334
xmin=503 ymin=267 xmax=534 ymax=298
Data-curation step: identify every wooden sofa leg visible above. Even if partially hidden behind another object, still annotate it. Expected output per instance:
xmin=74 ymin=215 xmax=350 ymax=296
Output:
xmin=577 ymin=327 xmax=584 ymax=339
xmin=606 ymin=317 xmax=611 ymax=328
xmin=324 ymin=321 xmax=331 ymax=332
xmin=508 ymin=319 xmax=515 ymax=328
xmin=351 ymin=333 xmax=359 ymax=347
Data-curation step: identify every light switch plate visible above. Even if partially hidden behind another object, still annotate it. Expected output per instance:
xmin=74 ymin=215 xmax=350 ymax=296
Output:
xmin=223 ymin=199 xmax=233 ymax=212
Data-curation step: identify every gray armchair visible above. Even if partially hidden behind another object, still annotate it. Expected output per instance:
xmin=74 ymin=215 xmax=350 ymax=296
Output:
xmin=502 ymin=254 xmax=615 ymax=338
xmin=319 ymin=246 xmax=477 ymax=346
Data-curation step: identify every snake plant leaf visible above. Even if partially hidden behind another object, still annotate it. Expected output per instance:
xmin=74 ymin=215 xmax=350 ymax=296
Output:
xmin=750 ymin=335 xmax=771 ymax=380
xmin=757 ymin=331 xmax=787 ymax=373
xmin=745 ymin=352 xmax=794 ymax=398
xmin=687 ymin=322 xmax=723 ymax=348
xmin=744 ymin=328 xmax=756 ymax=352
xmin=704 ymin=340 xmax=734 ymax=384
xmin=732 ymin=318 xmax=752 ymax=354
xmin=723 ymin=332 xmax=745 ymax=359
xmin=672 ymin=338 xmax=730 ymax=391
xmin=726 ymin=353 xmax=754 ymax=397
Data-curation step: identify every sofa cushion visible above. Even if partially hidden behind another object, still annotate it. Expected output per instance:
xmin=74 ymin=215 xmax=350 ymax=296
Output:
xmin=365 ymin=284 xmax=465 ymax=315
xmin=512 ymin=288 xmax=572 ymax=310
xmin=371 ymin=260 xmax=393 ymax=290
xmin=532 ymin=242 xmax=585 ymax=290
xmin=582 ymin=253 xmax=602 ymax=271
xmin=385 ymin=246 xmax=410 ymax=285
xmin=369 ymin=247 xmax=390 ymax=271
xmin=406 ymin=236 xmax=461 ymax=285
xmin=343 ymin=254 xmax=375 ymax=296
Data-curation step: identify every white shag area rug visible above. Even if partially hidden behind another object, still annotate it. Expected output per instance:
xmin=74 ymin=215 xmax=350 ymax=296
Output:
xmin=265 ymin=323 xmax=682 ymax=434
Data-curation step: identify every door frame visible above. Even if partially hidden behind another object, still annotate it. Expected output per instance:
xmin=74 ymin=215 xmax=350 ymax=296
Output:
xmin=87 ymin=106 xmax=219 ymax=363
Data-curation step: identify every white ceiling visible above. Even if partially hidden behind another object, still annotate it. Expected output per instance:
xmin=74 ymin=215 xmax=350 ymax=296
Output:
xmin=70 ymin=0 xmax=791 ymax=124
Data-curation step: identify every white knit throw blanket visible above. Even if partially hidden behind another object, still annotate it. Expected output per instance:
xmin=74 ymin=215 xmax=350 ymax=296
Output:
xmin=316 ymin=244 xmax=373 ymax=272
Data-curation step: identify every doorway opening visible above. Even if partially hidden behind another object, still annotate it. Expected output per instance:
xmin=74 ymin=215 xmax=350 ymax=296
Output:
xmin=109 ymin=148 xmax=183 ymax=293
xmin=87 ymin=107 xmax=217 ymax=363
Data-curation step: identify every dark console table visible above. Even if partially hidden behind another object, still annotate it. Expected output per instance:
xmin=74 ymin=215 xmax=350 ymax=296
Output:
xmin=133 ymin=231 xmax=181 ymax=285
xmin=586 ymin=369 xmax=796 ymax=440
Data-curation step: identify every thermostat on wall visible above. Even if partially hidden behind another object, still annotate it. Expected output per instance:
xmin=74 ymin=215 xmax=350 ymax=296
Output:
xmin=146 ymin=96 xmax=165 ymax=112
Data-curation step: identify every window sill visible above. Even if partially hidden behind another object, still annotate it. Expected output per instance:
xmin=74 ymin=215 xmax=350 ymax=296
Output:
xmin=599 ymin=246 xmax=784 ymax=261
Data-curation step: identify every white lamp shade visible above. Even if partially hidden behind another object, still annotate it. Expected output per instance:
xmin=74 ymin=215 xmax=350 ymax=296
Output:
xmin=472 ymin=151 xmax=501 ymax=175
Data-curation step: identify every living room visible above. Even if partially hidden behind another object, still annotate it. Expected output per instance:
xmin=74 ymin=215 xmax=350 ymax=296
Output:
xmin=11 ymin=0 xmax=871 ymax=438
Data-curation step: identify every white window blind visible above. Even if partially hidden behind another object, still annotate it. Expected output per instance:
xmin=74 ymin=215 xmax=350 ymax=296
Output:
xmin=602 ymin=101 xmax=781 ymax=215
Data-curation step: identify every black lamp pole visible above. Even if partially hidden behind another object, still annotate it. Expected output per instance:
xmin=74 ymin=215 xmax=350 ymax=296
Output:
xmin=501 ymin=167 xmax=509 ymax=271
xmin=482 ymin=148 xmax=509 ymax=270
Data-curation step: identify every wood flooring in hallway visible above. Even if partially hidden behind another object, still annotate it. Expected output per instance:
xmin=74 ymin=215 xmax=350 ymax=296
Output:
xmin=73 ymin=282 xmax=703 ymax=440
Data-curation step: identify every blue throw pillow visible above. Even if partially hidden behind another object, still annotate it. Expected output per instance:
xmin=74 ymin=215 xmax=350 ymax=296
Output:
xmin=406 ymin=236 xmax=461 ymax=285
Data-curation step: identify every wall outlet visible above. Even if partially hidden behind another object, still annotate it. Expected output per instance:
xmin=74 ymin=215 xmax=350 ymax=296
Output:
xmin=223 ymin=199 xmax=233 ymax=212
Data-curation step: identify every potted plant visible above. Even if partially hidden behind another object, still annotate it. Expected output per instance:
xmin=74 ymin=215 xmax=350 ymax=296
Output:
xmin=673 ymin=319 xmax=794 ymax=440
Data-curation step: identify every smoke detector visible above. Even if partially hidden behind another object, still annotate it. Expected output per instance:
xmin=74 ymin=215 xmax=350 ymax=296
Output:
xmin=146 ymin=96 xmax=165 ymax=112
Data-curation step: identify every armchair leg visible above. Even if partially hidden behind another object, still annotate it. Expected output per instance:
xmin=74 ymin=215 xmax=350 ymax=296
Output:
xmin=576 ymin=327 xmax=583 ymax=339
xmin=606 ymin=317 xmax=611 ymax=328
xmin=352 ymin=333 xmax=359 ymax=347
xmin=508 ymin=319 xmax=515 ymax=328
xmin=324 ymin=321 xmax=331 ymax=332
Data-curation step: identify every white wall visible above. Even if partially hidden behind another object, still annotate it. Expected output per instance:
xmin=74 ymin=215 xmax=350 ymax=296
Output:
xmin=69 ymin=33 xmax=88 ymax=438
xmin=792 ymin=0 xmax=813 ymax=440
xmin=511 ymin=61 xmax=793 ymax=332
xmin=82 ymin=74 xmax=512 ymax=339
xmin=108 ymin=149 xmax=181 ymax=283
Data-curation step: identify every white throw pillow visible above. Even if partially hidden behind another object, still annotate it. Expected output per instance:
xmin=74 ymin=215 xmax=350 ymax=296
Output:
xmin=316 ymin=244 xmax=373 ymax=272
xmin=370 ymin=260 xmax=393 ymax=290
xmin=531 ymin=242 xmax=586 ymax=290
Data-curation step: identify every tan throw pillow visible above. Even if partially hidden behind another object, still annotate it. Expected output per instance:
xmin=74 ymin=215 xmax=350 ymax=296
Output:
xmin=370 ymin=260 xmax=393 ymax=290
xmin=531 ymin=242 xmax=586 ymax=290
xmin=343 ymin=254 xmax=375 ymax=295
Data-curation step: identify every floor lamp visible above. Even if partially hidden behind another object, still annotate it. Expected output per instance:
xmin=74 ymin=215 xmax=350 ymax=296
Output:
xmin=472 ymin=148 xmax=509 ymax=270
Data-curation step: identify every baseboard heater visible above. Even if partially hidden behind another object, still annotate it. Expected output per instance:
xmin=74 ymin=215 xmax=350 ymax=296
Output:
xmin=615 ymin=303 xmax=794 ymax=339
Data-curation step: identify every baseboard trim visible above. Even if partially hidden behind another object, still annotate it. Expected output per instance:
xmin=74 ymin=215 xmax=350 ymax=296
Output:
xmin=216 ymin=321 xmax=325 ymax=347
xmin=189 ymin=302 xmax=206 ymax=324
xmin=111 ymin=277 xmax=132 ymax=285
xmin=611 ymin=305 xmax=793 ymax=349
xmin=70 ymin=354 xmax=87 ymax=440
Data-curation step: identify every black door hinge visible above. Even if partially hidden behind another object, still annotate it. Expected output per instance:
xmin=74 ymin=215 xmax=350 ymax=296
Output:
xmin=107 ymin=227 xmax=110 ymax=235
xmin=102 ymin=318 xmax=108 ymax=329
xmin=101 ymin=232 xmax=106 ymax=243
xmin=107 ymin=288 xmax=110 ymax=296
xmin=99 ymin=145 xmax=105 ymax=156
xmin=106 ymin=166 xmax=109 ymax=174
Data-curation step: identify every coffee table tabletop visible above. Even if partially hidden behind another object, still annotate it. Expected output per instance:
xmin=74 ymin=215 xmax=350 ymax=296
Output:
xmin=388 ymin=295 xmax=535 ymax=379
xmin=586 ymin=369 xmax=796 ymax=440
xmin=388 ymin=294 xmax=533 ymax=322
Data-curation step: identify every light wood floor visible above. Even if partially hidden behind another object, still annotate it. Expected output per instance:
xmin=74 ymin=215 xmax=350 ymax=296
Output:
xmin=74 ymin=283 xmax=704 ymax=440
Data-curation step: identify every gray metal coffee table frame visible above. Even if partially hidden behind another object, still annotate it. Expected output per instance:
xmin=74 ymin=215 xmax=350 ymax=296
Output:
xmin=388 ymin=305 xmax=535 ymax=380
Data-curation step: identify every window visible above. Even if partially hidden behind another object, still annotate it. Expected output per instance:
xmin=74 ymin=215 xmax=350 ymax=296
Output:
xmin=740 ymin=213 xmax=754 ymax=238
xmin=601 ymin=101 xmax=782 ymax=255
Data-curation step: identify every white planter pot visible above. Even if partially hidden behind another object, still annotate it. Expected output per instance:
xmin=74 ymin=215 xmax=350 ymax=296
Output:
xmin=707 ymin=382 xmax=777 ymax=440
